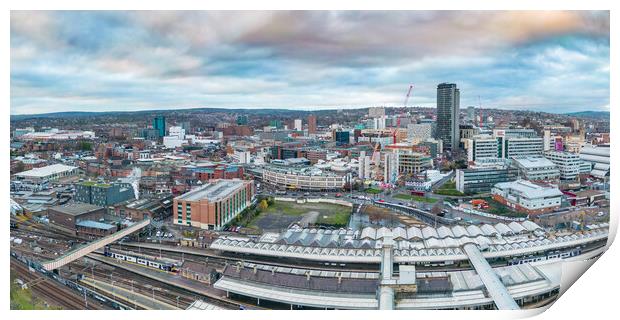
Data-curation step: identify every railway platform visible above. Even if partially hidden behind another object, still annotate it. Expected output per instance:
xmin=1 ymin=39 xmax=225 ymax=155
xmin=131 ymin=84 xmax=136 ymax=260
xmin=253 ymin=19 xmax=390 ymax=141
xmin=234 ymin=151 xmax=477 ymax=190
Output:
xmin=80 ymin=277 xmax=178 ymax=310
xmin=86 ymin=254 xmax=248 ymax=309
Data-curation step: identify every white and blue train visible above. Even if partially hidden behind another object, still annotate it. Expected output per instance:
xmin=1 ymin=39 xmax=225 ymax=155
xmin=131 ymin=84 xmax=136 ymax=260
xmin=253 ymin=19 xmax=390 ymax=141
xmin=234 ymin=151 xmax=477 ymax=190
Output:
xmin=103 ymin=246 xmax=180 ymax=272
xmin=507 ymin=248 xmax=582 ymax=266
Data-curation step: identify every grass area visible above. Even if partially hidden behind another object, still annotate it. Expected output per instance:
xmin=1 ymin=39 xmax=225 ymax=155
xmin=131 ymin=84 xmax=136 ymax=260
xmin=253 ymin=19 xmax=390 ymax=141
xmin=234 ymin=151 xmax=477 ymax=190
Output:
xmin=244 ymin=200 xmax=352 ymax=230
xmin=260 ymin=201 xmax=310 ymax=216
xmin=316 ymin=211 xmax=351 ymax=227
xmin=483 ymin=198 xmax=528 ymax=218
xmin=10 ymin=272 xmax=59 ymax=310
xmin=393 ymin=193 xmax=438 ymax=203
xmin=434 ymin=181 xmax=465 ymax=196
xmin=364 ymin=187 xmax=383 ymax=194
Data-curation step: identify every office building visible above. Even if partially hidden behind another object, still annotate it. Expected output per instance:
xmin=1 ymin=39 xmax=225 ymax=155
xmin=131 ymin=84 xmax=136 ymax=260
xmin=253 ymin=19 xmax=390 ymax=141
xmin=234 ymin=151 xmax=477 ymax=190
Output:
xmin=436 ymin=83 xmax=460 ymax=151
xmin=13 ymin=164 xmax=79 ymax=190
xmin=544 ymin=150 xmax=581 ymax=181
xmin=459 ymin=124 xmax=476 ymax=141
xmin=269 ymin=120 xmax=283 ymax=129
xmin=393 ymin=151 xmax=433 ymax=175
xmin=153 ymin=116 xmax=166 ymax=137
xmin=543 ymin=130 xmax=551 ymax=151
xmin=502 ymin=137 xmax=544 ymax=159
xmin=174 ymin=179 xmax=255 ymax=230
xmin=236 ymin=115 xmax=248 ymax=125
xmin=140 ymin=128 xmax=160 ymax=141
xmin=373 ymin=116 xmax=387 ymax=130
xmin=466 ymin=135 xmax=500 ymax=162
xmin=494 ymin=129 xmax=538 ymax=138
xmin=492 ymin=180 xmax=563 ymax=215
xmin=308 ymin=115 xmax=317 ymax=134
xmin=467 ymin=106 xmax=476 ymax=123
xmin=75 ymin=180 xmax=135 ymax=207
xmin=368 ymin=107 xmax=386 ymax=118
xmin=233 ymin=150 xmax=251 ymax=164
xmin=579 ymin=144 xmax=610 ymax=179
xmin=456 ymin=167 xmax=518 ymax=194
xmin=511 ymin=157 xmax=560 ymax=182
xmin=180 ymin=121 xmax=191 ymax=133
xmin=294 ymin=119 xmax=303 ymax=131
xmin=358 ymin=151 xmax=371 ymax=180
xmin=466 ymin=133 xmax=544 ymax=161
xmin=383 ymin=152 xmax=398 ymax=184
xmin=407 ymin=124 xmax=432 ymax=143
xmin=334 ymin=131 xmax=350 ymax=145
xmin=48 ymin=202 xmax=111 ymax=234
xmin=168 ymin=126 xmax=186 ymax=140
xmin=419 ymin=139 xmax=443 ymax=158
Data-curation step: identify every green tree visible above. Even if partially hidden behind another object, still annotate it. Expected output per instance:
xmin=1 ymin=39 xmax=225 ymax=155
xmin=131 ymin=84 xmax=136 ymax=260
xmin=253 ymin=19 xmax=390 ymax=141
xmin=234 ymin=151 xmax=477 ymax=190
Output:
xmin=258 ymin=199 xmax=269 ymax=211
xmin=79 ymin=141 xmax=92 ymax=151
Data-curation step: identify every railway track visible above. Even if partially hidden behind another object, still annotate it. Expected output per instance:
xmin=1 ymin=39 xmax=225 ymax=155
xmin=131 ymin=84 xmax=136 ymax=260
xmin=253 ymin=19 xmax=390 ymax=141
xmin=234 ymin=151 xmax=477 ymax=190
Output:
xmin=11 ymin=218 xmax=81 ymax=242
xmin=86 ymin=254 xmax=246 ymax=310
xmin=113 ymin=243 xmax=382 ymax=273
xmin=66 ymin=255 xmax=241 ymax=310
xmin=10 ymin=258 xmax=108 ymax=310
xmin=80 ymin=267 xmax=195 ymax=309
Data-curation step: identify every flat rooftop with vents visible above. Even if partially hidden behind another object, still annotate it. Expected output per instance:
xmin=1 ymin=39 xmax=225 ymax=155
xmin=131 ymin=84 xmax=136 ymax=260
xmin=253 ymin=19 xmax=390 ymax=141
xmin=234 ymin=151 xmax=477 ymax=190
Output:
xmin=176 ymin=179 xmax=247 ymax=202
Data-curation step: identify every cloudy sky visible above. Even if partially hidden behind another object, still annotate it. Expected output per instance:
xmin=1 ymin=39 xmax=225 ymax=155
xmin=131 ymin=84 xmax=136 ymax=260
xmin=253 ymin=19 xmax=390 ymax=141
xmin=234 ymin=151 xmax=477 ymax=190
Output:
xmin=11 ymin=11 xmax=610 ymax=115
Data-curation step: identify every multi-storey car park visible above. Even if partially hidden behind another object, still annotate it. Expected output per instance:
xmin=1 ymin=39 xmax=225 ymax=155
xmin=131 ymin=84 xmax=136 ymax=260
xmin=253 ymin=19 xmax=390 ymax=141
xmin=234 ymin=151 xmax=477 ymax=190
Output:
xmin=209 ymin=221 xmax=608 ymax=310
xmin=261 ymin=164 xmax=346 ymax=191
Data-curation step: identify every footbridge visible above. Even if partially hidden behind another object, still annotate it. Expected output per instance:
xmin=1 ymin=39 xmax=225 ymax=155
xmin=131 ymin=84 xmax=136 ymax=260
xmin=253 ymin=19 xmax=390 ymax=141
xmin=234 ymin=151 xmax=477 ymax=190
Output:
xmin=42 ymin=218 xmax=151 ymax=271
xmin=462 ymin=243 xmax=520 ymax=310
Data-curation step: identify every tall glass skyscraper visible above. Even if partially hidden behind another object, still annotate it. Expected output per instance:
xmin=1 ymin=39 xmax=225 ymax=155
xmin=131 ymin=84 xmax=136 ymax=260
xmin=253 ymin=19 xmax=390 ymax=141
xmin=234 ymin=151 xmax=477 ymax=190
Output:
xmin=153 ymin=116 xmax=166 ymax=137
xmin=436 ymin=83 xmax=460 ymax=151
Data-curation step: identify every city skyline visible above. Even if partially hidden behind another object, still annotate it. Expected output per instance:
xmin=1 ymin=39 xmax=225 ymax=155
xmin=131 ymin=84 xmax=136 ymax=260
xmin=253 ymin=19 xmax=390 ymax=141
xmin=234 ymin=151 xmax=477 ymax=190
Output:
xmin=11 ymin=11 xmax=610 ymax=115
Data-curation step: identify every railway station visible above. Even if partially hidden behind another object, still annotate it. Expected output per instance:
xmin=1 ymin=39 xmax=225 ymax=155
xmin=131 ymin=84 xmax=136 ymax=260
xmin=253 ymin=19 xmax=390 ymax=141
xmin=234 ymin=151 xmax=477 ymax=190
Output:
xmin=208 ymin=222 xmax=607 ymax=309
xmin=209 ymin=222 xmax=608 ymax=265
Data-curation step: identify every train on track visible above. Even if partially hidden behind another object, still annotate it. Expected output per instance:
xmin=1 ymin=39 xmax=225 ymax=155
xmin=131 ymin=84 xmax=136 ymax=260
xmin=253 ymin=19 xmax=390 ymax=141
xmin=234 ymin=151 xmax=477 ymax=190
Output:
xmin=507 ymin=247 xmax=582 ymax=265
xmin=103 ymin=246 xmax=181 ymax=272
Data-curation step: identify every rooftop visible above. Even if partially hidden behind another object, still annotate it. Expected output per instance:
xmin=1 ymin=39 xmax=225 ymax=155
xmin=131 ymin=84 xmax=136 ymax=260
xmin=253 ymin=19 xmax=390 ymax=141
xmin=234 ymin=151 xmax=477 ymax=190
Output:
xmin=512 ymin=157 xmax=557 ymax=169
xmin=573 ymin=189 xmax=606 ymax=198
xmin=209 ymin=225 xmax=608 ymax=264
xmin=50 ymin=202 xmax=104 ymax=216
xmin=80 ymin=180 xmax=112 ymax=188
xmin=176 ymin=179 xmax=248 ymax=202
xmin=494 ymin=180 xmax=563 ymax=199
xmin=14 ymin=163 xmax=77 ymax=178
xmin=76 ymin=220 xmax=116 ymax=230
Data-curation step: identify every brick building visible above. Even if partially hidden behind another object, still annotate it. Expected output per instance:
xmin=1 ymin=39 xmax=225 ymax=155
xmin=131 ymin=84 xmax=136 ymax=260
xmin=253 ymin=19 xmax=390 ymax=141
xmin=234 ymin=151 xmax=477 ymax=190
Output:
xmin=174 ymin=179 xmax=255 ymax=230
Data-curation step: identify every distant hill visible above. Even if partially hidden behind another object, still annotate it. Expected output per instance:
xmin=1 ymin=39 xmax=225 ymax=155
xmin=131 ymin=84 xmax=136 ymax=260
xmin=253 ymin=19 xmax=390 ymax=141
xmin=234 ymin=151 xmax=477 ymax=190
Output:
xmin=10 ymin=107 xmax=344 ymax=121
xmin=564 ymin=111 xmax=610 ymax=120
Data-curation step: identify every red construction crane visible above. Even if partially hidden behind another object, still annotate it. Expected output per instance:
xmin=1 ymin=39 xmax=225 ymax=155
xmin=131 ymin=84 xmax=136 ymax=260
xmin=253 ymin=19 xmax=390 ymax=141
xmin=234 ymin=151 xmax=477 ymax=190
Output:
xmin=404 ymin=84 xmax=414 ymax=107
xmin=397 ymin=84 xmax=414 ymax=128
